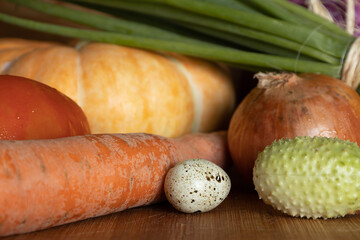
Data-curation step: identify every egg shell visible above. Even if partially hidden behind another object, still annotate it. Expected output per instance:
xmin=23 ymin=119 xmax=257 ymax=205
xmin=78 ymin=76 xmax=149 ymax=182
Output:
xmin=164 ymin=158 xmax=231 ymax=213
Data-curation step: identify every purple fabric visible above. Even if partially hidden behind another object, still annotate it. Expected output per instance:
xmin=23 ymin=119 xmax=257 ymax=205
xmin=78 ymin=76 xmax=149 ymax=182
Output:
xmin=288 ymin=0 xmax=360 ymax=36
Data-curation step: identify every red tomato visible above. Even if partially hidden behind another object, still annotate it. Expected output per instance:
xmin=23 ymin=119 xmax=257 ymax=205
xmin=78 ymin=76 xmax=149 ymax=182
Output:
xmin=0 ymin=75 xmax=90 ymax=140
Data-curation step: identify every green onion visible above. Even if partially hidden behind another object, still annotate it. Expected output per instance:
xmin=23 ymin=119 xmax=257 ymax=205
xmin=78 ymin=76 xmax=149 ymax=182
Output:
xmin=117 ymin=0 xmax=350 ymax=56
xmin=80 ymin=0 xmax=339 ymax=63
xmin=64 ymin=0 xmax=347 ymax=62
xmin=1 ymin=0 xmax=358 ymax=88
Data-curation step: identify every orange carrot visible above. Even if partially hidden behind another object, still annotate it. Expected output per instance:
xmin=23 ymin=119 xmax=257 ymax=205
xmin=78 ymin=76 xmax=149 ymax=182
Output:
xmin=0 ymin=131 xmax=229 ymax=236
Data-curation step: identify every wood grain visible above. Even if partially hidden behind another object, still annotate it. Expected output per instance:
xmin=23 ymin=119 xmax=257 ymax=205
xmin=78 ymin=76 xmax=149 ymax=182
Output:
xmin=2 ymin=171 xmax=359 ymax=240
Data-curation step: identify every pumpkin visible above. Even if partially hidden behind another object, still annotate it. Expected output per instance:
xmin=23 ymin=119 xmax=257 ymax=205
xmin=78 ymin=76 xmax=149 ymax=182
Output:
xmin=0 ymin=38 xmax=235 ymax=137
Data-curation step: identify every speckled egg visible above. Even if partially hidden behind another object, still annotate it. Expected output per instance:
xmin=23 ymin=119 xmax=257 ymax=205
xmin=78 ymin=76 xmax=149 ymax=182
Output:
xmin=164 ymin=159 xmax=231 ymax=213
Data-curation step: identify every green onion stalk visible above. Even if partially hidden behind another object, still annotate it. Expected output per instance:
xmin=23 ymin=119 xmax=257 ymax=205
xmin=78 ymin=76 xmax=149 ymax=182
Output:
xmin=1 ymin=0 xmax=359 ymax=91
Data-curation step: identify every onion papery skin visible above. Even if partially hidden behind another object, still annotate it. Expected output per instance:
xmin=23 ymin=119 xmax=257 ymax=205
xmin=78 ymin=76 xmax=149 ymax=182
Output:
xmin=228 ymin=72 xmax=360 ymax=187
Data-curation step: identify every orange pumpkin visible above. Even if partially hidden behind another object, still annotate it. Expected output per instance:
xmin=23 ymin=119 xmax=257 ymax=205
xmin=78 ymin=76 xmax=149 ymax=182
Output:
xmin=0 ymin=38 xmax=235 ymax=137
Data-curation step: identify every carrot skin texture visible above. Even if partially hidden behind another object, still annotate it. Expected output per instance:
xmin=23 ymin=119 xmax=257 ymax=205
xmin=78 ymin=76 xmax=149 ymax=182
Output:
xmin=0 ymin=131 xmax=229 ymax=236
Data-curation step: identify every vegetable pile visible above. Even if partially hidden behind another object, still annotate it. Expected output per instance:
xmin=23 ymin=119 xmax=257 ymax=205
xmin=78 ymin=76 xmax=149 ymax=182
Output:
xmin=0 ymin=0 xmax=360 ymax=236
xmin=0 ymin=0 xmax=359 ymax=90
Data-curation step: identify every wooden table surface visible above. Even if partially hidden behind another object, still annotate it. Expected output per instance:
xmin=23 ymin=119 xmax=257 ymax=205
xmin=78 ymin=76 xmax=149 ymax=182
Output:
xmin=2 ymin=169 xmax=360 ymax=240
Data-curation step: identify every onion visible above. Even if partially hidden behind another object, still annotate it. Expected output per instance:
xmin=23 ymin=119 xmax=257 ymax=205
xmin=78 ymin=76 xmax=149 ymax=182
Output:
xmin=228 ymin=72 xmax=360 ymax=186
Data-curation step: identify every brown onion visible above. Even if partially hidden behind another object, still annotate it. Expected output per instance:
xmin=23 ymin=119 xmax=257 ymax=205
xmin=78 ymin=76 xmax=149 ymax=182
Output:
xmin=228 ymin=72 xmax=360 ymax=187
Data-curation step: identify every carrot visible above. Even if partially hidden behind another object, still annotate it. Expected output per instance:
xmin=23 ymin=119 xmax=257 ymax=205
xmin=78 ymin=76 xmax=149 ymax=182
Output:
xmin=0 ymin=131 xmax=229 ymax=236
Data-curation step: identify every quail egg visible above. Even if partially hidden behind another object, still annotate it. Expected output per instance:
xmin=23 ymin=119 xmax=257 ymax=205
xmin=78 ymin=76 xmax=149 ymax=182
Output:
xmin=164 ymin=158 xmax=231 ymax=213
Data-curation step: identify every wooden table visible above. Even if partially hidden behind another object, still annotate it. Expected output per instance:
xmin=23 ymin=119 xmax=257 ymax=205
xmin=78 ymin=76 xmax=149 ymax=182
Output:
xmin=3 ymin=169 xmax=360 ymax=240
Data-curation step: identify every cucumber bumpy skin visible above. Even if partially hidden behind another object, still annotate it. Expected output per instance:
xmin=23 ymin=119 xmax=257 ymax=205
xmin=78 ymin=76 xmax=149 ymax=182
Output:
xmin=253 ymin=136 xmax=360 ymax=219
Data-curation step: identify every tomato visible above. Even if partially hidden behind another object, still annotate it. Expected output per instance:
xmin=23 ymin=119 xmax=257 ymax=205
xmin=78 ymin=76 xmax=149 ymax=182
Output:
xmin=0 ymin=75 xmax=90 ymax=140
